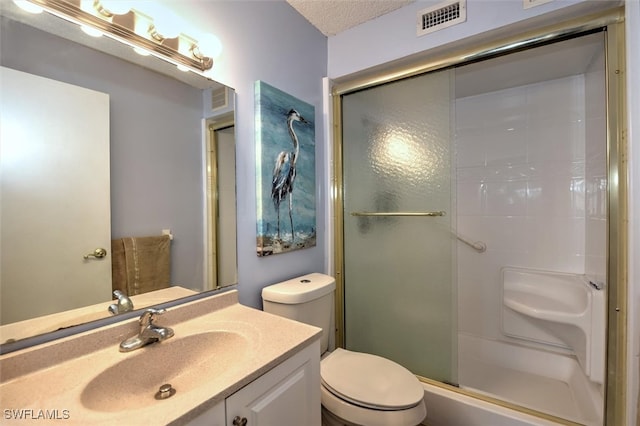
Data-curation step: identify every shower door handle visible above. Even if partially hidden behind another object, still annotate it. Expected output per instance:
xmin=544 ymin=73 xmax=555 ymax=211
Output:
xmin=350 ymin=211 xmax=446 ymax=217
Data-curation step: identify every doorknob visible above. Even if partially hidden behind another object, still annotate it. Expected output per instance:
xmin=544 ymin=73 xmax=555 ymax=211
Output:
xmin=84 ymin=248 xmax=107 ymax=259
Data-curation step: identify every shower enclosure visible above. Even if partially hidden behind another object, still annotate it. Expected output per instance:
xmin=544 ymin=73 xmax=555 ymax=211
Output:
xmin=335 ymin=21 xmax=626 ymax=426
xmin=342 ymin=68 xmax=457 ymax=385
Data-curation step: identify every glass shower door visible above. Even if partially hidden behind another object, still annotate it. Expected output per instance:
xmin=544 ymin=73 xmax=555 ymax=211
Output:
xmin=342 ymin=69 xmax=456 ymax=383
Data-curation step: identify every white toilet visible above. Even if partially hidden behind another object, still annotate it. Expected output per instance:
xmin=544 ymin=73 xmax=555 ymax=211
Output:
xmin=262 ymin=273 xmax=427 ymax=426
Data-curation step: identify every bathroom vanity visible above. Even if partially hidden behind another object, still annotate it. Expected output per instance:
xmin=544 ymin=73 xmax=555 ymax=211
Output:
xmin=186 ymin=343 xmax=319 ymax=426
xmin=0 ymin=290 xmax=322 ymax=425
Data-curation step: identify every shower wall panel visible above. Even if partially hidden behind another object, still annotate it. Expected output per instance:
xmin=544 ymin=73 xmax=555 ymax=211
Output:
xmin=455 ymin=75 xmax=592 ymax=341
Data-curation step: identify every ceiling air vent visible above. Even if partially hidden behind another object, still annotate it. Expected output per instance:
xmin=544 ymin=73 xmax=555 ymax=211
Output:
xmin=417 ymin=0 xmax=466 ymax=37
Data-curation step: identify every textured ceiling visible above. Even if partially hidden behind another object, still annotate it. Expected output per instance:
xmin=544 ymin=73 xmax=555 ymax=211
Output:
xmin=286 ymin=0 xmax=414 ymax=36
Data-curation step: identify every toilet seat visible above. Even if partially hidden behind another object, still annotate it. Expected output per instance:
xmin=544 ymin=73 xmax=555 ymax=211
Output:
xmin=321 ymin=348 xmax=424 ymax=410
xmin=321 ymin=385 xmax=427 ymax=426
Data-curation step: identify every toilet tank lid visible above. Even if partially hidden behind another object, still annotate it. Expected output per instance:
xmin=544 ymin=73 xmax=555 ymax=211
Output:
xmin=262 ymin=273 xmax=335 ymax=304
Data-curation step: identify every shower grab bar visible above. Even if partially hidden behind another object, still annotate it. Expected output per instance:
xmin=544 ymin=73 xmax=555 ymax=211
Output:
xmin=455 ymin=233 xmax=487 ymax=253
xmin=350 ymin=211 xmax=446 ymax=217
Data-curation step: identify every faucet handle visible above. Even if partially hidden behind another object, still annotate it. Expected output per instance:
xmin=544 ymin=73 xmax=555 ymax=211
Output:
xmin=139 ymin=308 xmax=166 ymax=326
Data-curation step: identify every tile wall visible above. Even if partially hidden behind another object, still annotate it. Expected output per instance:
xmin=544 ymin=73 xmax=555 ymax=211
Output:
xmin=455 ymin=73 xmax=606 ymax=340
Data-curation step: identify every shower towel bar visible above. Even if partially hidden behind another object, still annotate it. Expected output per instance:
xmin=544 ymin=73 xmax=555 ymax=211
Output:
xmin=350 ymin=211 xmax=446 ymax=217
xmin=350 ymin=211 xmax=486 ymax=252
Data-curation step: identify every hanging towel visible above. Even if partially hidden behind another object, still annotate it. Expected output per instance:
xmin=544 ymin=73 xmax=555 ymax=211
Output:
xmin=111 ymin=235 xmax=171 ymax=296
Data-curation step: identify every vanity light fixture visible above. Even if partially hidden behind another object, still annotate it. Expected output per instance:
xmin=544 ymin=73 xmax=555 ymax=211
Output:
xmin=15 ymin=0 xmax=215 ymax=73
xmin=133 ymin=46 xmax=150 ymax=56
xmin=13 ymin=0 xmax=43 ymax=13
xmin=80 ymin=24 xmax=103 ymax=37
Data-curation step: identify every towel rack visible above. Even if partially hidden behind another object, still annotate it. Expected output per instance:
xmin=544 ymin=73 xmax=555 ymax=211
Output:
xmin=162 ymin=229 xmax=174 ymax=240
xmin=350 ymin=211 xmax=446 ymax=217
xmin=350 ymin=211 xmax=486 ymax=253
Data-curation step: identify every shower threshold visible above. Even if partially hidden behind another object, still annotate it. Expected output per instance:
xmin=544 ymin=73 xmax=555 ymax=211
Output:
xmin=457 ymin=333 xmax=602 ymax=425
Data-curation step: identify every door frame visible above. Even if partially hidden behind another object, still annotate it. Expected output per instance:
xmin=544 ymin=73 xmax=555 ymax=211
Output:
xmin=204 ymin=114 xmax=236 ymax=291
xmin=331 ymin=8 xmax=627 ymax=426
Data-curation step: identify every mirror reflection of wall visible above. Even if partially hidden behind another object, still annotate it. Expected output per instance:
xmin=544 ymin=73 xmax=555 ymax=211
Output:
xmin=0 ymin=15 xmax=237 ymax=340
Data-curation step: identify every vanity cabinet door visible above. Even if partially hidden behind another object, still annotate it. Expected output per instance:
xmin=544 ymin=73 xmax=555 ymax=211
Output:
xmin=226 ymin=341 xmax=321 ymax=426
xmin=184 ymin=400 xmax=225 ymax=426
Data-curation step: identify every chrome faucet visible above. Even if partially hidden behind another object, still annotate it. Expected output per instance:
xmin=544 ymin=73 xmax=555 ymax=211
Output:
xmin=108 ymin=290 xmax=134 ymax=315
xmin=119 ymin=308 xmax=174 ymax=352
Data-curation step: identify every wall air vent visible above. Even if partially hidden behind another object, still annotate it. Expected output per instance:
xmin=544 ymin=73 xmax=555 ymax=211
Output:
xmin=417 ymin=0 xmax=466 ymax=37
xmin=210 ymin=86 xmax=229 ymax=111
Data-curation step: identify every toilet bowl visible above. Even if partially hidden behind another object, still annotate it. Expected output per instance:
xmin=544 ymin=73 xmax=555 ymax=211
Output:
xmin=262 ymin=273 xmax=427 ymax=426
xmin=320 ymin=348 xmax=426 ymax=426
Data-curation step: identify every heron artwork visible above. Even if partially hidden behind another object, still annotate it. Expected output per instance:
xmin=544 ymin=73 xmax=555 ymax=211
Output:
xmin=255 ymin=80 xmax=316 ymax=256
xmin=272 ymin=109 xmax=309 ymax=241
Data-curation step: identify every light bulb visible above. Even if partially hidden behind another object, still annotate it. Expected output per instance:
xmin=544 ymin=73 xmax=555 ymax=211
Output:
xmin=81 ymin=25 xmax=103 ymax=37
xmin=177 ymin=64 xmax=190 ymax=72
xmin=134 ymin=3 xmax=184 ymax=39
xmin=198 ymin=33 xmax=222 ymax=60
xmin=13 ymin=0 xmax=43 ymax=14
xmin=133 ymin=47 xmax=150 ymax=56
xmin=79 ymin=0 xmax=95 ymax=14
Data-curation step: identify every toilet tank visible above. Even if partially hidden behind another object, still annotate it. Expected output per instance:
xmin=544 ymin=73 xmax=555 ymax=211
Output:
xmin=262 ymin=273 xmax=335 ymax=353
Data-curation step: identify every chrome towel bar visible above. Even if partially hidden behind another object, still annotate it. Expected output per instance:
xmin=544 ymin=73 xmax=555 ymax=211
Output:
xmin=350 ymin=211 xmax=446 ymax=217
xmin=350 ymin=211 xmax=486 ymax=253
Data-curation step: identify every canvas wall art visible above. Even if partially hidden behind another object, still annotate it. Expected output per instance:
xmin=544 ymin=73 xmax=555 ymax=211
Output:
xmin=255 ymin=81 xmax=316 ymax=256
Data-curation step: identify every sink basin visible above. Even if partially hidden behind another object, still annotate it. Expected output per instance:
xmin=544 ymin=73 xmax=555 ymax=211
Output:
xmin=81 ymin=331 xmax=249 ymax=412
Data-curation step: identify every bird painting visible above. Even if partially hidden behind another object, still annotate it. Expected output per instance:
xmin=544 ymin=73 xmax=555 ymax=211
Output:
xmin=271 ymin=109 xmax=309 ymax=242
xmin=255 ymin=81 xmax=316 ymax=256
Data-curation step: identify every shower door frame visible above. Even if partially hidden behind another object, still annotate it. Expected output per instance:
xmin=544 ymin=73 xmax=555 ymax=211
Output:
xmin=331 ymin=8 xmax=627 ymax=426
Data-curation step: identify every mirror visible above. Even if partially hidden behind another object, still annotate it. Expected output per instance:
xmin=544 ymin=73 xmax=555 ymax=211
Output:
xmin=0 ymin=1 xmax=237 ymax=345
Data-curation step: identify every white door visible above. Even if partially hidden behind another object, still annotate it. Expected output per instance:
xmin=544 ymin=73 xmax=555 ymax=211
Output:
xmin=0 ymin=66 xmax=111 ymax=325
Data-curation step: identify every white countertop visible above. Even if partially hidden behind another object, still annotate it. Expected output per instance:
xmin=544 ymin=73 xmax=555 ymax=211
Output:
xmin=0 ymin=290 xmax=322 ymax=425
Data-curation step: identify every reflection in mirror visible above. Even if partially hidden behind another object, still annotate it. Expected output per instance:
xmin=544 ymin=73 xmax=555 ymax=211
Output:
xmin=0 ymin=2 xmax=237 ymax=347
xmin=206 ymin=118 xmax=238 ymax=291
xmin=1 ymin=65 xmax=113 ymax=324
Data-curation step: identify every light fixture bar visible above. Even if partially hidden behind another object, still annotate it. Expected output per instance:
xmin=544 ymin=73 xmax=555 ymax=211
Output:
xmin=25 ymin=0 xmax=213 ymax=72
